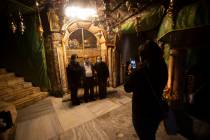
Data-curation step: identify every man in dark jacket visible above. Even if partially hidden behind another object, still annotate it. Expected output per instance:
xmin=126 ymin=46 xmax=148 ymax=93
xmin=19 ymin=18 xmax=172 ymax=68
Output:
xmin=124 ymin=40 xmax=168 ymax=140
xmin=67 ymin=54 xmax=82 ymax=105
xmin=94 ymin=56 xmax=109 ymax=99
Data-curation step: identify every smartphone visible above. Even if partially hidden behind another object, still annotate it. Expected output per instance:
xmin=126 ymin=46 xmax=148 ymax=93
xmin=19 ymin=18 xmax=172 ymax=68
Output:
xmin=129 ymin=58 xmax=136 ymax=70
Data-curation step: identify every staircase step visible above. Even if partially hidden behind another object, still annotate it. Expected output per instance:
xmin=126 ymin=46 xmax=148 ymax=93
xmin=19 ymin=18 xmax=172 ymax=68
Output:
xmin=0 ymin=81 xmax=32 ymax=90
xmin=12 ymin=92 xmax=48 ymax=109
xmin=0 ymin=77 xmax=24 ymax=87
xmin=0 ymin=68 xmax=7 ymax=74
xmin=0 ymin=87 xmax=41 ymax=102
xmin=8 ymin=77 xmax=24 ymax=85
xmin=0 ymin=68 xmax=48 ymax=109
xmin=0 ymin=83 xmax=33 ymax=99
xmin=0 ymin=82 xmax=34 ymax=96
xmin=23 ymin=82 xmax=32 ymax=88
xmin=0 ymin=73 xmax=15 ymax=81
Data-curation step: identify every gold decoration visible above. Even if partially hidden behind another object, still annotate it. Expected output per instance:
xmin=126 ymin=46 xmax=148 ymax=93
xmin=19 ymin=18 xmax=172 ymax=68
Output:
xmin=163 ymin=87 xmax=178 ymax=105
xmin=19 ymin=11 xmax=25 ymax=34
xmin=11 ymin=21 xmax=17 ymax=33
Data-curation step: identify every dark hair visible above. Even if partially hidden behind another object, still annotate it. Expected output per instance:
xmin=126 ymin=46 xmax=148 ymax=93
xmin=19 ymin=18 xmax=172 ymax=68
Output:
xmin=139 ymin=40 xmax=162 ymax=61
xmin=97 ymin=56 xmax=102 ymax=60
xmin=70 ymin=54 xmax=78 ymax=60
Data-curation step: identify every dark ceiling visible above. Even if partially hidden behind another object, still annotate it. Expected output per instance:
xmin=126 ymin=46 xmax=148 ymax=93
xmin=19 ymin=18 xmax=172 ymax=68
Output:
xmin=1 ymin=0 xmax=199 ymax=31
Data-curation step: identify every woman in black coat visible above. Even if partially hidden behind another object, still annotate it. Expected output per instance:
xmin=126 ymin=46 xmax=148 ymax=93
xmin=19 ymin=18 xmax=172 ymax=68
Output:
xmin=124 ymin=40 xmax=168 ymax=140
xmin=94 ymin=56 xmax=109 ymax=99
xmin=67 ymin=54 xmax=82 ymax=105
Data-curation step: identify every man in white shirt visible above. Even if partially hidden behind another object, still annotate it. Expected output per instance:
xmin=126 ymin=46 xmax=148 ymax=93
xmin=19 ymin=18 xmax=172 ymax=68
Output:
xmin=82 ymin=56 xmax=95 ymax=102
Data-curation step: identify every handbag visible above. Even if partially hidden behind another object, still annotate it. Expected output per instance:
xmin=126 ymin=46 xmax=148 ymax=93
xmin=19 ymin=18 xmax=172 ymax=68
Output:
xmin=144 ymin=68 xmax=177 ymax=135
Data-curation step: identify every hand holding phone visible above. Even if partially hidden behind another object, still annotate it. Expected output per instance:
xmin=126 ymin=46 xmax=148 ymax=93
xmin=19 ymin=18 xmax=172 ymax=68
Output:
xmin=130 ymin=59 xmax=137 ymax=70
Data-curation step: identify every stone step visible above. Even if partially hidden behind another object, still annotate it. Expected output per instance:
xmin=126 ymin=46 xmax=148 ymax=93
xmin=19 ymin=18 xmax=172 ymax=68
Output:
xmin=0 ymin=82 xmax=33 ymax=96
xmin=12 ymin=92 xmax=48 ymax=109
xmin=0 ymin=77 xmax=24 ymax=87
xmin=0 ymin=75 xmax=21 ymax=82
xmin=0 ymin=87 xmax=41 ymax=102
xmin=0 ymin=73 xmax=15 ymax=81
xmin=0 ymin=68 xmax=7 ymax=74
xmin=0 ymin=81 xmax=32 ymax=90
xmin=0 ymin=86 xmax=36 ymax=98
xmin=0 ymin=68 xmax=48 ymax=109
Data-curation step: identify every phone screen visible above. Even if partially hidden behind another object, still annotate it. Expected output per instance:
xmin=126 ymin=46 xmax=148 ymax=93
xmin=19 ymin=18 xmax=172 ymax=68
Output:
xmin=130 ymin=59 xmax=136 ymax=69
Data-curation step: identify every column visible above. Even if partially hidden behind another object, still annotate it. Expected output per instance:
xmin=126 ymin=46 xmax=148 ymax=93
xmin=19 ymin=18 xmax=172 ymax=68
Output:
xmin=169 ymin=48 xmax=187 ymax=108
xmin=44 ymin=8 xmax=68 ymax=96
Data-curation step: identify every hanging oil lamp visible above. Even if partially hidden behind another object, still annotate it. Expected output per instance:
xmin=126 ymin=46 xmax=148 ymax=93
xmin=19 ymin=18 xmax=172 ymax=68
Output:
xmin=19 ymin=11 xmax=25 ymax=34
xmin=9 ymin=14 xmax=17 ymax=33
xmin=11 ymin=22 xmax=17 ymax=34
xmin=134 ymin=17 xmax=141 ymax=36
xmin=115 ymin=26 xmax=120 ymax=38
xmin=39 ymin=25 xmax=44 ymax=37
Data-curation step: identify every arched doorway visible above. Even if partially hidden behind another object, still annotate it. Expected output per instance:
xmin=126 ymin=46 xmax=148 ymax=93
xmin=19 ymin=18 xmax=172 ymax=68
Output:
xmin=60 ymin=20 xmax=122 ymax=88
xmin=66 ymin=28 xmax=100 ymax=64
xmin=62 ymin=21 xmax=107 ymax=66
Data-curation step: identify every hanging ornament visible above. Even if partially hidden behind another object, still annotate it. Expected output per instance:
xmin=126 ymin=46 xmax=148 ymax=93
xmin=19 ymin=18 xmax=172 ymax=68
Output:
xmin=117 ymin=13 xmax=121 ymax=19
xmin=9 ymin=14 xmax=17 ymax=34
xmin=36 ymin=1 xmax=44 ymax=38
xmin=115 ymin=26 xmax=121 ymax=38
xmin=11 ymin=22 xmax=17 ymax=34
xmin=125 ymin=1 xmax=130 ymax=8
xmin=125 ymin=1 xmax=131 ymax=12
xmin=36 ymin=1 xmax=39 ymax=7
xmin=137 ymin=2 xmax=141 ymax=8
xmin=39 ymin=25 xmax=44 ymax=37
xmin=20 ymin=21 xmax=25 ymax=34
xmin=134 ymin=17 xmax=141 ymax=36
xmin=19 ymin=11 xmax=25 ymax=34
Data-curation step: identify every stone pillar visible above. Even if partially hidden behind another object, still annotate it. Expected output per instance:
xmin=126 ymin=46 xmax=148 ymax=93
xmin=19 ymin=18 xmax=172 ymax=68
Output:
xmin=52 ymin=33 xmax=68 ymax=92
xmin=112 ymin=47 xmax=120 ymax=87
xmin=169 ymin=48 xmax=187 ymax=107
xmin=100 ymin=43 xmax=107 ymax=62
xmin=111 ymin=48 xmax=116 ymax=87
xmin=107 ymin=47 xmax=112 ymax=86
xmin=44 ymin=8 xmax=68 ymax=95
xmin=44 ymin=35 xmax=59 ymax=92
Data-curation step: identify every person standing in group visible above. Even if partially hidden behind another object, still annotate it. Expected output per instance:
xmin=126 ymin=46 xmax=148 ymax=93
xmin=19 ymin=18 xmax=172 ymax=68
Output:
xmin=124 ymin=40 xmax=168 ymax=140
xmin=94 ymin=56 xmax=109 ymax=99
xmin=82 ymin=56 xmax=95 ymax=102
xmin=67 ymin=54 xmax=82 ymax=106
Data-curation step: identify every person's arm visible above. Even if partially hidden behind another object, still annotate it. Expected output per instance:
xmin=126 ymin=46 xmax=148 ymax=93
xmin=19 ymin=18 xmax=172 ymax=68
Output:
xmin=66 ymin=66 xmax=71 ymax=85
xmin=124 ymin=71 xmax=136 ymax=93
xmin=105 ymin=63 xmax=109 ymax=78
xmin=81 ymin=65 xmax=85 ymax=79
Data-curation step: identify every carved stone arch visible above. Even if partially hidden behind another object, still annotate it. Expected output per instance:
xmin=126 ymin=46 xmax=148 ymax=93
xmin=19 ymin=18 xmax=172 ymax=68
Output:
xmin=61 ymin=20 xmax=119 ymax=88
xmin=62 ymin=20 xmax=107 ymax=65
xmin=62 ymin=20 xmax=105 ymax=40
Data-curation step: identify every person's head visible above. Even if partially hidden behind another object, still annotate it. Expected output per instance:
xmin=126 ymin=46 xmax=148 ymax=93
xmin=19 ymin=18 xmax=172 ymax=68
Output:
xmin=84 ymin=55 xmax=89 ymax=64
xmin=138 ymin=40 xmax=162 ymax=63
xmin=96 ymin=56 xmax=102 ymax=63
xmin=70 ymin=54 xmax=78 ymax=63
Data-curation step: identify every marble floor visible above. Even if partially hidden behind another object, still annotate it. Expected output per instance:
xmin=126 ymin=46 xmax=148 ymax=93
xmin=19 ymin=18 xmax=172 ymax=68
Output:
xmin=15 ymin=86 xmax=188 ymax=140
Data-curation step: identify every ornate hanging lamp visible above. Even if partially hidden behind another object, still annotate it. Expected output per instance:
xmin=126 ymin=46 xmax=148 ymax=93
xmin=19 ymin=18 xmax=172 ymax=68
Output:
xmin=9 ymin=14 xmax=17 ymax=34
xmin=36 ymin=1 xmax=44 ymax=38
xmin=19 ymin=11 xmax=25 ymax=34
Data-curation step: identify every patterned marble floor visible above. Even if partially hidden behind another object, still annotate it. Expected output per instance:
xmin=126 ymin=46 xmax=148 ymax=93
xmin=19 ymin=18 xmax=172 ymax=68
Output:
xmin=15 ymin=86 xmax=188 ymax=140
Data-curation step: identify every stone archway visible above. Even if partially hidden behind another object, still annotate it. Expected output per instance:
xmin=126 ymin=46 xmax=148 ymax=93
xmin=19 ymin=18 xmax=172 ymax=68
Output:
xmin=61 ymin=20 xmax=120 ymax=87
xmin=44 ymin=8 xmax=121 ymax=94
xmin=61 ymin=20 xmax=107 ymax=66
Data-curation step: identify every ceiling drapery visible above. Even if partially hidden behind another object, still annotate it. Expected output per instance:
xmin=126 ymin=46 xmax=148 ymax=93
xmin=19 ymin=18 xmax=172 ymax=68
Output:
xmin=158 ymin=0 xmax=210 ymax=46
xmin=120 ymin=4 xmax=165 ymax=34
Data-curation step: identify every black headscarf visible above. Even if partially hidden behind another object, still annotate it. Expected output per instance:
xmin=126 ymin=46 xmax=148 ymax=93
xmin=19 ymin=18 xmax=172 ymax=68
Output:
xmin=139 ymin=40 xmax=162 ymax=63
